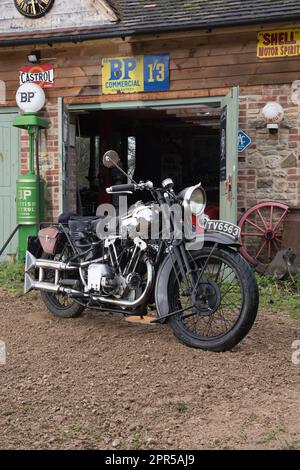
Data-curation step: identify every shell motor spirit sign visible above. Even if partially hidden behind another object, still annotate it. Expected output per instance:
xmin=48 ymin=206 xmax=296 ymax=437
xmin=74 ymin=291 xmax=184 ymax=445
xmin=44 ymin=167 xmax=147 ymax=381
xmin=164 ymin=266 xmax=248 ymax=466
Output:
xmin=257 ymin=29 xmax=300 ymax=58
xmin=19 ymin=64 xmax=54 ymax=88
xmin=102 ymin=54 xmax=169 ymax=94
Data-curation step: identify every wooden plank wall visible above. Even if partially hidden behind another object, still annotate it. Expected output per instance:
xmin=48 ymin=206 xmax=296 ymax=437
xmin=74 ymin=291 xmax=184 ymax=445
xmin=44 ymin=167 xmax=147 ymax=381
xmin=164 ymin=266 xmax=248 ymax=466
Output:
xmin=0 ymin=26 xmax=300 ymax=105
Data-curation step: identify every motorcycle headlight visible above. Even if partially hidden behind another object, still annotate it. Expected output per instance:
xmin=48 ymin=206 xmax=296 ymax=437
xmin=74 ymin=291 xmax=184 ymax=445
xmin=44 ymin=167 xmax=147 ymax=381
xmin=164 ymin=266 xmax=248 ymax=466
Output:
xmin=179 ymin=183 xmax=207 ymax=216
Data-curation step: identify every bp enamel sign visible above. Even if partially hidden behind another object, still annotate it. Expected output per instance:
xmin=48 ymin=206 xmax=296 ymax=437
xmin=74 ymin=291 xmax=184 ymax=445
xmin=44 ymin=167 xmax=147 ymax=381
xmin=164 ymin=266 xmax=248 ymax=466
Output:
xmin=102 ymin=54 xmax=169 ymax=94
xmin=238 ymin=130 xmax=251 ymax=153
xmin=16 ymin=83 xmax=46 ymax=113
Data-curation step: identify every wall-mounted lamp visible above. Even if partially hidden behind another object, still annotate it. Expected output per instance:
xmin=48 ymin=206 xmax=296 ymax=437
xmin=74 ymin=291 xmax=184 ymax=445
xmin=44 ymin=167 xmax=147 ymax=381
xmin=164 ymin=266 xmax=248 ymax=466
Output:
xmin=262 ymin=102 xmax=284 ymax=134
xmin=27 ymin=51 xmax=41 ymax=64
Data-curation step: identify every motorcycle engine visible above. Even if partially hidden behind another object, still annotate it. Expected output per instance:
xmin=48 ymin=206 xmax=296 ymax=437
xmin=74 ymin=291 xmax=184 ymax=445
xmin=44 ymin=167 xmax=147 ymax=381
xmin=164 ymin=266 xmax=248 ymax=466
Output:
xmin=86 ymin=263 xmax=119 ymax=295
xmin=86 ymin=263 xmax=142 ymax=300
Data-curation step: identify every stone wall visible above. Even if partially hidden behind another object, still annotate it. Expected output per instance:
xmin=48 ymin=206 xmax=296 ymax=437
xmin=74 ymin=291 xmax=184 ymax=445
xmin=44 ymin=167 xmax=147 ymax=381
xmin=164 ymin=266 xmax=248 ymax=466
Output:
xmin=238 ymin=84 xmax=300 ymax=217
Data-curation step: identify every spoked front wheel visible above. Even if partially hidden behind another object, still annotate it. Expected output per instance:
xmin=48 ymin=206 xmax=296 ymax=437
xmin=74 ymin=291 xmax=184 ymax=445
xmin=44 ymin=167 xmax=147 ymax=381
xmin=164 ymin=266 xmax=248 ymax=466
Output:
xmin=167 ymin=247 xmax=259 ymax=351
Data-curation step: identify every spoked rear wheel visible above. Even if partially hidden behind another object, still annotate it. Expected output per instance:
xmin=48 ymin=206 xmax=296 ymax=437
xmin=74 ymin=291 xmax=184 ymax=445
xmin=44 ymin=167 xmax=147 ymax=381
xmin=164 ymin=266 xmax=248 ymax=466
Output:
xmin=41 ymin=251 xmax=85 ymax=318
xmin=167 ymin=247 xmax=259 ymax=351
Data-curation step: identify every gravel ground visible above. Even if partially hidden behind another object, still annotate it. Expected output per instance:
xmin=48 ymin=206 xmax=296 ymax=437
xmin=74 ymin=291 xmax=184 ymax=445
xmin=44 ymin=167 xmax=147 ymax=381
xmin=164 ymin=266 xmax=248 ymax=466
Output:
xmin=0 ymin=289 xmax=300 ymax=450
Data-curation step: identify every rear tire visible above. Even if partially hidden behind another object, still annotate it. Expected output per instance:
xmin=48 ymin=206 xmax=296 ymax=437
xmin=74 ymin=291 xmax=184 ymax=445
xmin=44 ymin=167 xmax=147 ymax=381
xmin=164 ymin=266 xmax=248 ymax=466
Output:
xmin=40 ymin=251 xmax=85 ymax=319
xmin=41 ymin=291 xmax=85 ymax=318
xmin=167 ymin=247 xmax=259 ymax=352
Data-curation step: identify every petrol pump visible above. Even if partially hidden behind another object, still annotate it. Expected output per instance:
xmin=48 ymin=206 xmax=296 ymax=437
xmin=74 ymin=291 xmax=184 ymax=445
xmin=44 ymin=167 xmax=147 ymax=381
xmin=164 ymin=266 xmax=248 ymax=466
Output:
xmin=13 ymin=82 xmax=50 ymax=259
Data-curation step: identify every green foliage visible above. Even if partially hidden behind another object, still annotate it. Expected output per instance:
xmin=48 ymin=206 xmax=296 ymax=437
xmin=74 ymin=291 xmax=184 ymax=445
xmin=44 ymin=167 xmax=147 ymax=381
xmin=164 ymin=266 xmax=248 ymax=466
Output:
xmin=165 ymin=400 xmax=189 ymax=413
xmin=257 ymin=273 xmax=300 ymax=321
xmin=0 ymin=261 xmax=24 ymax=295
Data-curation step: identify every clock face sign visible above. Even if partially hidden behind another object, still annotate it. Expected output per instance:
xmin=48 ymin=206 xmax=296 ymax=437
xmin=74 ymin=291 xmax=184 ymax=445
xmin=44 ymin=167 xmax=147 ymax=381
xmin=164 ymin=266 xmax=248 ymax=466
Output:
xmin=14 ymin=0 xmax=55 ymax=19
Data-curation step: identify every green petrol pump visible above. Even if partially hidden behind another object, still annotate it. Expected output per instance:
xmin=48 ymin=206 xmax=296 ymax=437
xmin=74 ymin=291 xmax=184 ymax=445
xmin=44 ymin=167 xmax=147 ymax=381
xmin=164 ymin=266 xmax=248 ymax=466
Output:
xmin=13 ymin=83 xmax=50 ymax=259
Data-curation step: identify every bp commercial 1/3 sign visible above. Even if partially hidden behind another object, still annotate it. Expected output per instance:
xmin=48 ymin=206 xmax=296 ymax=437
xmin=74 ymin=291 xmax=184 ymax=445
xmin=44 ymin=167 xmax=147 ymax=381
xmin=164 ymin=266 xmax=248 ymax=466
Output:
xmin=102 ymin=54 xmax=169 ymax=95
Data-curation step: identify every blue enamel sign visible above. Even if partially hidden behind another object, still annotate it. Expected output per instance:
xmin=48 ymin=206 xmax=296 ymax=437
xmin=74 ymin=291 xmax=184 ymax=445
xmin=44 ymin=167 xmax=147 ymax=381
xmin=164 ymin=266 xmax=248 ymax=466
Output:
xmin=238 ymin=130 xmax=252 ymax=152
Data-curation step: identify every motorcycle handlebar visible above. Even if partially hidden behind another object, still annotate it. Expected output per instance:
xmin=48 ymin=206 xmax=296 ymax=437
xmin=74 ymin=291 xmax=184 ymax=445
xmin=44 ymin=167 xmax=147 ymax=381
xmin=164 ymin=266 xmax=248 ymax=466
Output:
xmin=106 ymin=183 xmax=136 ymax=193
xmin=106 ymin=181 xmax=154 ymax=194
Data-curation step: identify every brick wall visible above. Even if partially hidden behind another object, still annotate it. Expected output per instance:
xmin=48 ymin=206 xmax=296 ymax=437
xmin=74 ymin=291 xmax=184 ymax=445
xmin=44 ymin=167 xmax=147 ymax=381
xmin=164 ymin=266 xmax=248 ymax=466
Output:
xmin=20 ymin=100 xmax=60 ymax=222
xmin=238 ymin=84 xmax=300 ymax=218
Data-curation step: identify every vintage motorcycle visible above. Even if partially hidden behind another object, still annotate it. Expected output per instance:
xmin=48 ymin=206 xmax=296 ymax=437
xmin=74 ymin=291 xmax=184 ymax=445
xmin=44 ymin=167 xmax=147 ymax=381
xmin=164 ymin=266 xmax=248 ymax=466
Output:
xmin=24 ymin=150 xmax=259 ymax=351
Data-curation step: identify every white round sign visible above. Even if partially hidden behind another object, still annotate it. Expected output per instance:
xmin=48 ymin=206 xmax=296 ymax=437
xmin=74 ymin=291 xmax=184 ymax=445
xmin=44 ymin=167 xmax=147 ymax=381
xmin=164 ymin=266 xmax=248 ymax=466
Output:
xmin=16 ymin=83 xmax=46 ymax=113
xmin=262 ymin=102 xmax=284 ymax=124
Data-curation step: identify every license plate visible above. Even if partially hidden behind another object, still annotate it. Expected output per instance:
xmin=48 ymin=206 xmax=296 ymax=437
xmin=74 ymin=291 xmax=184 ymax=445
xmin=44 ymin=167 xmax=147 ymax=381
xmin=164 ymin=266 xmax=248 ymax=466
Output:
xmin=205 ymin=220 xmax=241 ymax=239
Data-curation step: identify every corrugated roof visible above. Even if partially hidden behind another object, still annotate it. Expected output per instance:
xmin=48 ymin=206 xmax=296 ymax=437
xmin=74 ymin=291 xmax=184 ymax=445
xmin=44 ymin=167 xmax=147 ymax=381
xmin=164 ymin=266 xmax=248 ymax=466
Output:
xmin=108 ymin=0 xmax=300 ymax=35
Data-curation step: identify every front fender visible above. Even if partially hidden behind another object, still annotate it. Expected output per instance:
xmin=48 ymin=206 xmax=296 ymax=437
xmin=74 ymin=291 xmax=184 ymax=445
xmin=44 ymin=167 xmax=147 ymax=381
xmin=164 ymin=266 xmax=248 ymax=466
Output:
xmin=155 ymin=252 xmax=175 ymax=321
xmin=155 ymin=235 xmax=240 ymax=322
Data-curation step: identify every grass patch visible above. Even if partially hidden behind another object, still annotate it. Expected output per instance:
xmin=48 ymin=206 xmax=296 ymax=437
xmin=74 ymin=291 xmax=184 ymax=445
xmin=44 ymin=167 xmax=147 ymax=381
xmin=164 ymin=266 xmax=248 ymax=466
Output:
xmin=165 ymin=400 xmax=189 ymax=414
xmin=92 ymin=424 xmax=109 ymax=443
xmin=0 ymin=261 xmax=24 ymax=295
xmin=257 ymin=273 xmax=300 ymax=321
xmin=128 ymin=433 xmax=146 ymax=450
xmin=280 ymin=440 xmax=300 ymax=450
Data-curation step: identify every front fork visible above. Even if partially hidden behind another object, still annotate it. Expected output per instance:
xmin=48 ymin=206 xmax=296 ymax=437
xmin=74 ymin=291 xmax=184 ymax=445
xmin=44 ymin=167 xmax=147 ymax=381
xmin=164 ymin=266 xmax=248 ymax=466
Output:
xmin=156 ymin=189 xmax=218 ymax=294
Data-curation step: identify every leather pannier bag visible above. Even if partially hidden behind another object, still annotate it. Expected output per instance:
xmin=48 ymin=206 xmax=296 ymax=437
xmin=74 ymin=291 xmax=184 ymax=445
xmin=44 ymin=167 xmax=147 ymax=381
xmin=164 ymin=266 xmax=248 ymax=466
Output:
xmin=38 ymin=227 xmax=61 ymax=255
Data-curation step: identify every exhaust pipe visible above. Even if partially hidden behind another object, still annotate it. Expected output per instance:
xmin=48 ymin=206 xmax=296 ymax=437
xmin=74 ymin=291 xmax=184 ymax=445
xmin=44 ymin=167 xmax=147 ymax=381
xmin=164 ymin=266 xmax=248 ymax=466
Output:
xmin=24 ymin=251 xmax=154 ymax=307
xmin=24 ymin=273 xmax=60 ymax=294
xmin=24 ymin=273 xmax=86 ymax=297
xmin=25 ymin=251 xmax=78 ymax=273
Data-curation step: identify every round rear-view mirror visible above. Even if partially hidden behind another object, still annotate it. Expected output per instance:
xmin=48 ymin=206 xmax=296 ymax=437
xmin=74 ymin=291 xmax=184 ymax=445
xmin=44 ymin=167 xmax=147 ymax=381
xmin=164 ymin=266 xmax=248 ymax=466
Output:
xmin=103 ymin=150 xmax=120 ymax=168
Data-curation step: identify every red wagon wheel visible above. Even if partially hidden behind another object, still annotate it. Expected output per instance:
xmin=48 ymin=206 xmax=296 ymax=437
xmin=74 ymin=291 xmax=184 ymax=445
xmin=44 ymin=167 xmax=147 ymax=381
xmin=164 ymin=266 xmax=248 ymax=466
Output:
xmin=238 ymin=201 xmax=290 ymax=271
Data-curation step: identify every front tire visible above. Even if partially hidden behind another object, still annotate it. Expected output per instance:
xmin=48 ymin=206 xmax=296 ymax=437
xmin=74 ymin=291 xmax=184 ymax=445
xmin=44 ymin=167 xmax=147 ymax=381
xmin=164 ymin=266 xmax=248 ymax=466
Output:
xmin=167 ymin=247 xmax=259 ymax=352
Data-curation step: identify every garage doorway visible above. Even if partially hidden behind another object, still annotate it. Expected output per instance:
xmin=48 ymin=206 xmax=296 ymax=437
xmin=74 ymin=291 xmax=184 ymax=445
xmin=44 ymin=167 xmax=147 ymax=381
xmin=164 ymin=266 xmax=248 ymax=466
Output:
xmin=64 ymin=90 xmax=239 ymax=223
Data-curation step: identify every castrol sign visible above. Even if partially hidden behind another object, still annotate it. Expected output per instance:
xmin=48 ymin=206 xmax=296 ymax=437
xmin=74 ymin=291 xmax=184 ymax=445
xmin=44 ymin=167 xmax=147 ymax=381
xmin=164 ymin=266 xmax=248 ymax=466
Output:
xmin=19 ymin=64 xmax=54 ymax=88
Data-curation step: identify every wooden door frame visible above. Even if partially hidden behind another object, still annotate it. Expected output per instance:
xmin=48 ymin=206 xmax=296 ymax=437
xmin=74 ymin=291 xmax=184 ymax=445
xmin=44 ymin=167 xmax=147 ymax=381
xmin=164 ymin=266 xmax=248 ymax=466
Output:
xmin=62 ymin=95 xmax=238 ymax=219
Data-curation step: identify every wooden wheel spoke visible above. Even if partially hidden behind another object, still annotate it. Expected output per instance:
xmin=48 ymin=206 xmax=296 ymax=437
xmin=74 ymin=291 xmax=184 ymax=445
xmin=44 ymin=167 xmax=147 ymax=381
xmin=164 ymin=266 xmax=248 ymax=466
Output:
xmin=257 ymin=209 xmax=268 ymax=230
xmin=256 ymin=240 xmax=267 ymax=258
xmin=273 ymin=208 xmax=289 ymax=232
xmin=269 ymin=205 xmax=274 ymax=230
xmin=241 ymin=232 xmax=264 ymax=237
xmin=245 ymin=218 xmax=265 ymax=233
xmin=267 ymin=240 xmax=272 ymax=259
